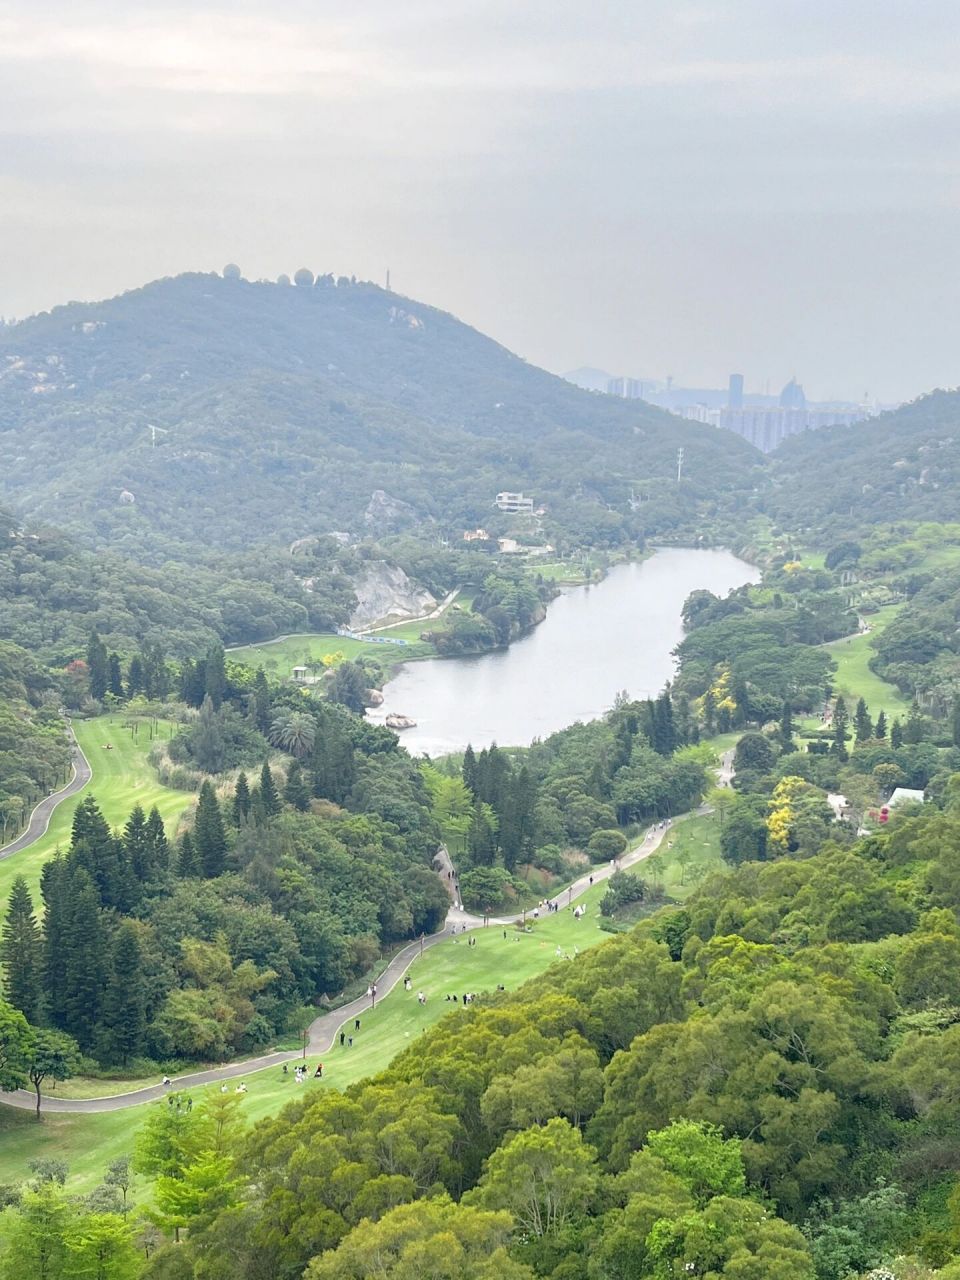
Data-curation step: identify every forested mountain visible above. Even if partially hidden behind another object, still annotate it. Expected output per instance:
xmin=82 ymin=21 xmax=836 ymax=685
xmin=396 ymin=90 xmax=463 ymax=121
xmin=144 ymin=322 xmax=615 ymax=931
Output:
xmin=0 ymin=271 xmax=762 ymax=559
xmin=768 ymin=389 xmax=960 ymax=538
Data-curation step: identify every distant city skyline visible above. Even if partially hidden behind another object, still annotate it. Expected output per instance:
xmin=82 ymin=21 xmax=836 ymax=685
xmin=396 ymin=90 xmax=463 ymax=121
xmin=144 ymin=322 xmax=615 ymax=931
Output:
xmin=564 ymin=366 xmax=892 ymax=410
xmin=1 ymin=2 xmax=959 ymax=404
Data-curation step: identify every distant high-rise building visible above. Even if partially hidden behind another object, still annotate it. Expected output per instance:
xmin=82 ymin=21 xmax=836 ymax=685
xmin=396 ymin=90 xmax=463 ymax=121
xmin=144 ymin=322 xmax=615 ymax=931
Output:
xmin=728 ymin=373 xmax=744 ymax=409
xmin=606 ymin=377 xmax=644 ymax=400
xmin=779 ymin=378 xmax=807 ymax=410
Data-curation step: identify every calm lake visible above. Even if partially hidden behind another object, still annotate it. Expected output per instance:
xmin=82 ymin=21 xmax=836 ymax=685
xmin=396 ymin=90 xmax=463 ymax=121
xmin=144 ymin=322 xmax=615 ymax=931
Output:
xmin=369 ymin=548 xmax=759 ymax=757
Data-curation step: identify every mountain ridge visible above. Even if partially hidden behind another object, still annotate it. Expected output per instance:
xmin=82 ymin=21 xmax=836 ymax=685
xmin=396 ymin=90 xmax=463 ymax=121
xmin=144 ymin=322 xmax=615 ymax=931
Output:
xmin=0 ymin=271 xmax=763 ymax=559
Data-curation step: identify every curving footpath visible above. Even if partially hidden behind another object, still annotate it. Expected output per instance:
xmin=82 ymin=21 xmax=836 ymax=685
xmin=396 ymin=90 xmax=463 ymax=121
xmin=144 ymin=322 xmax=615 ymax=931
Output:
xmin=0 ymin=811 xmax=694 ymax=1114
xmin=0 ymin=723 xmax=91 ymax=861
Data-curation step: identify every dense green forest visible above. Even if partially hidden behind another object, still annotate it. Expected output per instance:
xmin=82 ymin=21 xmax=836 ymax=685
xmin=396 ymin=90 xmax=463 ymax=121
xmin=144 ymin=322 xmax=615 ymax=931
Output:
xmin=7 ymin=792 xmax=960 ymax=1278
xmin=766 ymin=390 xmax=960 ymax=538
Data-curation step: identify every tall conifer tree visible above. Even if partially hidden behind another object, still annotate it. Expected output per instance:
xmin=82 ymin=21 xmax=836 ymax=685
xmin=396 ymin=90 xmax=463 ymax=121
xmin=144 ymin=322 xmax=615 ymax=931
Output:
xmin=107 ymin=653 xmax=124 ymax=699
xmin=100 ymin=923 xmax=146 ymax=1066
xmin=2 ymin=877 xmax=42 ymax=1023
xmin=259 ymin=762 xmax=282 ymax=818
xmin=61 ymin=869 xmax=106 ymax=1052
xmin=232 ymin=772 xmax=251 ymax=826
xmin=177 ymin=831 xmax=200 ymax=878
xmin=86 ymin=630 xmax=109 ymax=701
xmin=284 ymin=760 xmax=310 ymax=812
xmin=144 ymin=806 xmax=170 ymax=878
xmin=204 ymin=643 xmax=226 ymax=710
xmin=194 ymin=783 xmax=228 ymax=878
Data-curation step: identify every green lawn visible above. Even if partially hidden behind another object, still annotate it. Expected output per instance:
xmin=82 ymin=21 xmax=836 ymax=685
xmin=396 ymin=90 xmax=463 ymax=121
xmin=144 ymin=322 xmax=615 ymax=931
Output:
xmin=527 ymin=562 xmax=589 ymax=583
xmin=0 ymin=716 xmax=194 ymax=910
xmin=0 ymin=879 xmax=630 ymax=1194
xmin=227 ymin=632 xmax=434 ymax=678
xmin=646 ymin=813 xmax=724 ymax=901
xmin=823 ymin=607 xmax=908 ymax=719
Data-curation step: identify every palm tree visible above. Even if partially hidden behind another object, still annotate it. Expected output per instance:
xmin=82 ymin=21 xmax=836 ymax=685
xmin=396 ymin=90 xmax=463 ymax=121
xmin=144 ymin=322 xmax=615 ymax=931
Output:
xmin=269 ymin=711 xmax=317 ymax=758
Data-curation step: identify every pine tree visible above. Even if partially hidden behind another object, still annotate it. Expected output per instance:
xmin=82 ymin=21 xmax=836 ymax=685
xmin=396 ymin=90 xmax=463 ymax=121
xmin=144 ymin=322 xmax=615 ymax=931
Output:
xmin=100 ymin=923 xmax=146 ymax=1066
xmin=612 ymin=710 xmax=638 ymax=770
xmin=177 ymin=831 xmax=201 ymax=878
xmin=853 ymin=697 xmax=873 ymax=744
xmin=499 ymin=766 xmax=537 ymax=871
xmin=41 ymin=856 xmax=70 ymax=1027
xmin=875 ymin=709 xmax=887 ymax=741
xmin=144 ymin=806 xmax=170 ymax=878
xmin=192 ymin=695 xmax=226 ymax=773
xmin=180 ymin=658 xmax=207 ymax=708
xmin=653 ymin=692 xmax=676 ymax=756
xmin=283 ymin=760 xmax=310 ymax=812
xmin=123 ymin=804 xmax=150 ymax=885
xmin=831 ymin=696 xmax=849 ymax=762
xmin=259 ymin=762 xmax=281 ymax=818
xmin=232 ymin=771 xmax=251 ymax=826
xmin=142 ymin=643 xmax=170 ymax=699
xmin=462 ymin=744 xmax=478 ymax=797
xmin=890 ymin=718 xmax=904 ymax=749
xmin=467 ymin=802 xmax=497 ymax=867
xmin=904 ymin=702 xmax=925 ymax=745
xmin=194 ymin=782 xmax=228 ymax=878
xmin=780 ymin=699 xmax=794 ymax=750
xmin=251 ymin=669 xmax=271 ymax=734
xmin=107 ymin=653 xmax=124 ymax=700
xmin=126 ymin=654 xmax=144 ymax=698
xmin=86 ymin=631 xmax=109 ymax=701
xmin=69 ymin=795 xmax=132 ymax=911
xmin=204 ymin=643 xmax=226 ymax=710
xmin=2 ymin=877 xmax=42 ymax=1022
xmin=61 ymin=869 xmax=106 ymax=1053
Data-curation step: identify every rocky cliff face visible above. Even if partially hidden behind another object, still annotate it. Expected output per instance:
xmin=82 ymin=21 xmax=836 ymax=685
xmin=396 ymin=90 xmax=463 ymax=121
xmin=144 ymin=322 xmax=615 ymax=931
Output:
xmin=348 ymin=561 xmax=436 ymax=630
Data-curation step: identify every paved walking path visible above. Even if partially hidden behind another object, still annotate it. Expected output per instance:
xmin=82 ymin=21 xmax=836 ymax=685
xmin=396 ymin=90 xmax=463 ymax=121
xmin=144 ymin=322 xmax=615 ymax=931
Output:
xmin=0 ymin=723 xmax=90 ymax=861
xmin=0 ymin=812 xmax=691 ymax=1113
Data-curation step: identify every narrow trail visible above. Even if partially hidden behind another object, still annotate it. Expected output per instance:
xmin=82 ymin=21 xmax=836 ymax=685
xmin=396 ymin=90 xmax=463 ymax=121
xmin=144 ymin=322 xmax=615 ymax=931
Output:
xmin=0 ymin=807 xmax=697 ymax=1114
xmin=0 ymin=723 xmax=90 ymax=861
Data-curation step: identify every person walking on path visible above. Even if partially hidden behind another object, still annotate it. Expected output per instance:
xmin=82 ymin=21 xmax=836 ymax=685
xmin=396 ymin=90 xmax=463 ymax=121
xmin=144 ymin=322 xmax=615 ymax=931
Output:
xmin=339 ymin=1031 xmax=345 ymax=1046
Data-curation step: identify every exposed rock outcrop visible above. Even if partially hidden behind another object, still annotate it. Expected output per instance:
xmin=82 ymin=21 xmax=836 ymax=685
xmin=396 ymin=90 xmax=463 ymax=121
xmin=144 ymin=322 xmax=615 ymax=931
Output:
xmin=349 ymin=561 xmax=436 ymax=630
xmin=363 ymin=489 xmax=423 ymax=534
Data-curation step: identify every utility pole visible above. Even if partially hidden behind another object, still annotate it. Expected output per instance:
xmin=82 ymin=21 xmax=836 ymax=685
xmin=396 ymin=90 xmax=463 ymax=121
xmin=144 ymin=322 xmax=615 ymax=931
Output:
xmin=676 ymin=447 xmax=684 ymax=483
xmin=147 ymin=425 xmax=168 ymax=448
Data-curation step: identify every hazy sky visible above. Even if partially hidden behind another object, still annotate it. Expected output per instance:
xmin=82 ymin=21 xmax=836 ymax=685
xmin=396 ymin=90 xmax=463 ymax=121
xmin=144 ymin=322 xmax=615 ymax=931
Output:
xmin=2 ymin=1 xmax=959 ymax=401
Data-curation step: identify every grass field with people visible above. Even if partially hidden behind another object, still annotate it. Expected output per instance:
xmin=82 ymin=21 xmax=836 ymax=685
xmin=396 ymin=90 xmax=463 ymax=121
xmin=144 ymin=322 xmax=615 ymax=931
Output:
xmin=0 ymin=865 xmax=649 ymax=1194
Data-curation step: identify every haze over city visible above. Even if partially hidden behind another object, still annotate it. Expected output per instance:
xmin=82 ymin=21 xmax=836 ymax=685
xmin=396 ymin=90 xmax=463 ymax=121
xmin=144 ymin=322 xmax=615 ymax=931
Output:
xmin=2 ymin=1 xmax=959 ymax=401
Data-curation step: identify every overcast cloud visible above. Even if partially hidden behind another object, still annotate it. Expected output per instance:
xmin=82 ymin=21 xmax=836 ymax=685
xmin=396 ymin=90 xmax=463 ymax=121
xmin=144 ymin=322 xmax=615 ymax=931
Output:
xmin=1 ymin=0 xmax=958 ymax=401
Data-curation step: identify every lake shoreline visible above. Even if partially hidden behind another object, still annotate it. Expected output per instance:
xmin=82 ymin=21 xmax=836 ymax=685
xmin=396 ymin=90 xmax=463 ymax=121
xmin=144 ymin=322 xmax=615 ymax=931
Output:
xmin=369 ymin=548 xmax=761 ymax=756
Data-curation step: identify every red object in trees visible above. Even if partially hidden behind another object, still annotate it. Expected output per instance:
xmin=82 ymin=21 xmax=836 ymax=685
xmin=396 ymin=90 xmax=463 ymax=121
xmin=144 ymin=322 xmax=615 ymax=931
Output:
xmin=879 ymin=807 xmax=890 ymax=824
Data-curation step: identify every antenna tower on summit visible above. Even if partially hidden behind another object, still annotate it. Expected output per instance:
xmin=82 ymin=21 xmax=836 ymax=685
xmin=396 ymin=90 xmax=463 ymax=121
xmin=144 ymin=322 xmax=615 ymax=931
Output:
xmin=386 ymin=269 xmax=391 ymax=292
xmin=677 ymin=447 xmax=684 ymax=483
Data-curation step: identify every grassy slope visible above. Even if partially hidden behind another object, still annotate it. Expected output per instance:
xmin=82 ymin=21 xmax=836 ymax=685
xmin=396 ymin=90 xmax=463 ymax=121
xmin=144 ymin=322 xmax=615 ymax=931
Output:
xmin=0 ymin=716 xmax=194 ymax=910
xmin=0 ymin=873 xmax=628 ymax=1191
xmin=0 ymin=801 xmax=732 ymax=1194
xmin=822 ymin=606 xmax=908 ymax=718
xmin=651 ymin=812 xmax=723 ymax=901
